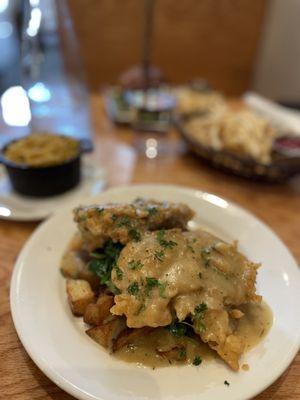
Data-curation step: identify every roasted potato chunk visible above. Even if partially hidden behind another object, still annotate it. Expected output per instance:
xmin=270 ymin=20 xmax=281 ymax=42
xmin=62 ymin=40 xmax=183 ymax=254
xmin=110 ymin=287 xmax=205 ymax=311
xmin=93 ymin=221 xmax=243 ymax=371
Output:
xmin=84 ymin=294 xmax=114 ymax=326
xmin=156 ymin=346 xmax=187 ymax=362
xmin=61 ymin=249 xmax=100 ymax=290
xmin=113 ymin=327 xmax=153 ymax=352
xmin=61 ymin=250 xmax=86 ymax=279
xmin=86 ymin=318 xmax=125 ymax=349
xmin=66 ymin=279 xmax=95 ymax=316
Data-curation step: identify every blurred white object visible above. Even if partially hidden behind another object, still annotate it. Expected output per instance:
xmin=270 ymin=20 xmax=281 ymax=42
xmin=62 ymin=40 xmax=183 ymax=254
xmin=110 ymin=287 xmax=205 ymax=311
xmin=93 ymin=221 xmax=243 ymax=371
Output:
xmin=253 ymin=0 xmax=300 ymax=103
xmin=243 ymin=92 xmax=300 ymax=136
xmin=0 ymin=0 xmax=9 ymax=13
xmin=1 ymin=86 xmax=31 ymax=126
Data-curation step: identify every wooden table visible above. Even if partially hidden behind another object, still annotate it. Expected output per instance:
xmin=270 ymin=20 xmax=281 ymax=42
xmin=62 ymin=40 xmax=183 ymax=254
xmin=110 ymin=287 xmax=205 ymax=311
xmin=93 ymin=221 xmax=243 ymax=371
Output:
xmin=1 ymin=95 xmax=299 ymax=399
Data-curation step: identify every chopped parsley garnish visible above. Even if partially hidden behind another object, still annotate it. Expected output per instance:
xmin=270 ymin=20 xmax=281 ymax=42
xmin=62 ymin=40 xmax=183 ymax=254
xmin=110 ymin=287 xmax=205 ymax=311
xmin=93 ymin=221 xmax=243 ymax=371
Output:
xmin=187 ymin=244 xmax=195 ymax=253
xmin=193 ymin=356 xmax=202 ymax=366
xmin=178 ymin=347 xmax=186 ymax=359
xmin=168 ymin=321 xmax=187 ymax=338
xmin=111 ymin=214 xmax=118 ymax=221
xmin=193 ymin=303 xmax=208 ymax=332
xmin=156 ymin=230 xmax=177 ymax=249
xmin=88 ymin=240 xmax=124 ymax=285
xmin=146 ymin=206 xmax=158 ymax=216
xmin=128 ymin=260 xmax=144 ymax=270
xmin=145 ymin=277 xmax=159 ymax=295
xmin=224 ymin=380 xmax=230 ymax=386
xmin=145 ymin=277 xmax=167 ymax=298
xmin=135 ymin=303 xmax=146 ymax=315
xmin=129 ymin=228 xmax=141 ymax=242
xmin=114 ymin=265 xmax=123 ymax=280
xmin=154 ymin=250 xmax=165 ymax=261
xmin=156 ymin=230 xmax=165 ymax=243
xmin=158 ymin=281 xmax=167 ymax=298
xmin=201 ymin=247 xmax=211 ymax=255
xmin=201 ymin=246 xmax=211 ymax=267
xmin=127 ymin=281 xmax=139 ymax=296
xmin=116 ymin=215 xmax=131 ymax=227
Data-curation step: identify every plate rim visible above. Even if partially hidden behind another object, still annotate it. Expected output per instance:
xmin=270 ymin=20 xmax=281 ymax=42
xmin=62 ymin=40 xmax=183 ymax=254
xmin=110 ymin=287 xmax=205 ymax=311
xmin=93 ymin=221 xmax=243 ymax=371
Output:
xmin=10 ymin=183 xmax=300 ymax=400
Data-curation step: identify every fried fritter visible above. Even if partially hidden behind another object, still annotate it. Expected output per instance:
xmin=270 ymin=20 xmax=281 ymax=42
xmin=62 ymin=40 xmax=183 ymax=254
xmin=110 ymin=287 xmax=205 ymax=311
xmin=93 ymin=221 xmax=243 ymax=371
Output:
xmin=74 ymin=198 xmax=194 ymax=251
xmin=110 ymin=229 xmax=260 ymax=370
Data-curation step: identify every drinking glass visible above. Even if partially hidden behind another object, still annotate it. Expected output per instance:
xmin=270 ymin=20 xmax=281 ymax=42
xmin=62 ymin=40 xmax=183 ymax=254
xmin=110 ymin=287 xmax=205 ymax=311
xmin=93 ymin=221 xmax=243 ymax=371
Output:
xmin=21 ymin=0 xmax=91 ymax=140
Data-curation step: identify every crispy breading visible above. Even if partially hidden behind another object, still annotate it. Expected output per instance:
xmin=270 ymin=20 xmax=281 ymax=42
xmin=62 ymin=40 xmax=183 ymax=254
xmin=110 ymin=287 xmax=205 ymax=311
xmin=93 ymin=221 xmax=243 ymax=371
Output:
xmin=195 ymin=309 xmax=245 ymax=371
xmin=74 ymin=198 xmax=194 ymax=251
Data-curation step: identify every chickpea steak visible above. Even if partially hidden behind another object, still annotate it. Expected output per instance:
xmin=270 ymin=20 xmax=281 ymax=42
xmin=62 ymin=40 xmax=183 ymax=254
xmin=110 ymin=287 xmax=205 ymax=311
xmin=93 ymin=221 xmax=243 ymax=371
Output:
xmin=61 ymin=198 xmax=271 ymax=370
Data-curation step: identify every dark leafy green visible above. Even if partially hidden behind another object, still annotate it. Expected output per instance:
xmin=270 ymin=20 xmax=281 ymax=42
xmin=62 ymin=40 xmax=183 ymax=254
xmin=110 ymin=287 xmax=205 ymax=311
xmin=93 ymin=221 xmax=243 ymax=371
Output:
xmin=193 ymin=356 xmax=202 ymax=366
xmin=158 ymin=281 xmax=167 ymax=298
xmin=146 ymin=206 xmax=158 ymax=216
xmin=178 ymin=347 xmax=186 ymax=359
xmin=88 ymin=240 xmax=124 ymax=285
xmin=127 ymin=281 xmax=139 ymax=296
xmin=129 ymin=228 xmax=141 ymax=242
xmin=128 ymin=260 xmax=144 ymax=270
xmin=154 ymin=250 xmax=165 ymax=261
xmin=145 ymin=277 xmax=167 ymax=298
xmin=115 ymin=265 xmax=123 ymax=280
xmin=168 ymin=321 xmax=187 ymax=338
xmin=193 ymin=303 xmax=208 ymax=332
xmin=146 ymin=277 xmax=159 ymax=288
xmin=156 ymin=230 xmax=177 ymax=249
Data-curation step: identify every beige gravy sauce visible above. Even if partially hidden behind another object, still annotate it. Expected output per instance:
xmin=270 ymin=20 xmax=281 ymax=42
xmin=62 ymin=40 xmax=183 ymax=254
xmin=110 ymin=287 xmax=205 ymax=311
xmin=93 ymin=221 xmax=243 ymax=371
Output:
xmin=115 ymin=301 xmax=273 ymax=368
xmin=237 ymin=301 xmax=273 ymax=351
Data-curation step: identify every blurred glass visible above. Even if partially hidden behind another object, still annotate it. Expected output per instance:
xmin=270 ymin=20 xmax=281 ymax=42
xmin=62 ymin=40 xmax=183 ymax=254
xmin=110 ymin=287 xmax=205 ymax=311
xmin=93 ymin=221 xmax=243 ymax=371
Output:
xmin=21 ymin=0 xmax=91 ymax=139
xmin=0 ymin=0 xmax=21 ymax=94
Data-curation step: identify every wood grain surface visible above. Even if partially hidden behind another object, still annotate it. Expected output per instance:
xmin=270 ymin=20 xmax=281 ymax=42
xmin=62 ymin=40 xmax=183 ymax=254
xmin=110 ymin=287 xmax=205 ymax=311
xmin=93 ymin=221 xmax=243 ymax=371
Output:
xmin=69 ymin=0 xmax=268 ymax=95
xmin=0 ymin=94 xmax=299 ymax=399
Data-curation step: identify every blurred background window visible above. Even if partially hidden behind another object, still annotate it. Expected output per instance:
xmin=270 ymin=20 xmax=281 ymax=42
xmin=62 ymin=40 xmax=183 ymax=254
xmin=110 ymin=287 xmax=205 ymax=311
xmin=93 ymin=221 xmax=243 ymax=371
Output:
xmin=0 ymin=0 xmax=300 ymax=121
xmin=254 ymin=0 xmax=300 ymax=108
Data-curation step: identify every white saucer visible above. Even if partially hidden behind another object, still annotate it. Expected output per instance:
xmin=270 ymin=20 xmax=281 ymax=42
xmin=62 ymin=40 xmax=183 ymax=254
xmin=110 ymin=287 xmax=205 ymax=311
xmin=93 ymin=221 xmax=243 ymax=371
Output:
xmin=0 ymin=157 xmax=106 ymax=221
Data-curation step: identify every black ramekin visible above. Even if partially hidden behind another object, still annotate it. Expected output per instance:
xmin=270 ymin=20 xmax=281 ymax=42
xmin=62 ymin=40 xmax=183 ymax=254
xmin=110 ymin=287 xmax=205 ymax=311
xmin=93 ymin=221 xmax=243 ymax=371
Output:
xmin=0 ymin=137 xmax=93 ymax=197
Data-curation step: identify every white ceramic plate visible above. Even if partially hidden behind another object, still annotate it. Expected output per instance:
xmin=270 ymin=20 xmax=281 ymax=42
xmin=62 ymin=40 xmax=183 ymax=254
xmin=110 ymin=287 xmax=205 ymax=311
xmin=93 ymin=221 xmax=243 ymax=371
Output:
xmin=0 ymin=156 xmax=106 ymax=221
xmin=10 ymin=184 xmax=300 ymax=400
